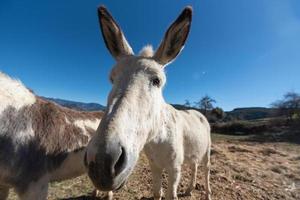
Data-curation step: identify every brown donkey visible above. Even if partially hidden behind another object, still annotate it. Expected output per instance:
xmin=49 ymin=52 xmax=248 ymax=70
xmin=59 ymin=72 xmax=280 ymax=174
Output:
xmin=0 ymin=72 xmax=112 ymax=199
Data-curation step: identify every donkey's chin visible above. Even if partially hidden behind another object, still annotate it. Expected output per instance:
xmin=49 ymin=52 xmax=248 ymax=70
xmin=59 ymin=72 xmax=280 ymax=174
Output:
xmin=105 ymin=168 xmax=133 ymax=191
xmin=87 ymin=157 xmax=137 ymax=191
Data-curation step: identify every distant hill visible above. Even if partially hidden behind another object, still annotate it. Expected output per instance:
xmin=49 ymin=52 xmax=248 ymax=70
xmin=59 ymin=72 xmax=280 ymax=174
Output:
xmin=172 ymin=104 xmax=197 ymax=111
xmin=225 ymin=107 xmax=277 ymax=120
xmin=172 ymin=104 xmax=278 ymax=121
xmin=43 ymin=99 xmax=277 ymax=121
xmin=43 ymin=97 xmax=106 ymax=111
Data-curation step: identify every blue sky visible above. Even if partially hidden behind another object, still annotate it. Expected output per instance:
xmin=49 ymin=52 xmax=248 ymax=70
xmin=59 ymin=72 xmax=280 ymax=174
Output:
xmin=0 ymin=0 xmax=299 ymax=111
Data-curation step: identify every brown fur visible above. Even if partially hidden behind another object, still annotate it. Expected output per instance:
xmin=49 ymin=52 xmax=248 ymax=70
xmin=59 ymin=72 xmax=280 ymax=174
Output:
xmin=26 ymin=97 xmax=103 ymax=154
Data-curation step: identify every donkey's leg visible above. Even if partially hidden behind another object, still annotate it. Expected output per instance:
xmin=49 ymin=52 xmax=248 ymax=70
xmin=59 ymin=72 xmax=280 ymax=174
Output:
xmin=16 ymin=176 xmax=49 ymax=200
xmin=92 ymin=189 xmax=102 ymax=197
xmin=0 ymin=185 xmax=9 ymax=200
xmin=203 ymin=150 xmax=211 ymax=200
xmin=185 ymin=162 xmax=198 ymax=196
xmin=91 ymin=189 xmax=98 ymax=197
xmin=149 ymin=162 xmax=163 ymax=200
xmin=92 ymin=190 xmax=113 ymax=200
xmin=166 ymin=166 xmax=181 ymax=200
xmin=107 ymin=191 xmax=113 ymax=200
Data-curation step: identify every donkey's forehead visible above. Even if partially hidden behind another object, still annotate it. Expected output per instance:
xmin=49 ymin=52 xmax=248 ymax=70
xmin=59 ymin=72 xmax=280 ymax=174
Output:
xmin=114 ymin=56 xmax=163 ymax=73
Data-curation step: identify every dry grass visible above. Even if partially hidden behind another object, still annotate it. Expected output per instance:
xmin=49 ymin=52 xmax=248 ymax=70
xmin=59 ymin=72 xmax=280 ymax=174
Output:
xmin=8 ymin=134 xmax=300 ymax=199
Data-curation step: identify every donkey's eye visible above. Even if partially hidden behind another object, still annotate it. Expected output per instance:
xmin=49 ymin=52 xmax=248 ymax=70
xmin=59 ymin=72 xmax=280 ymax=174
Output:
xmin=151 ymin=77 xmax=161 ymax=87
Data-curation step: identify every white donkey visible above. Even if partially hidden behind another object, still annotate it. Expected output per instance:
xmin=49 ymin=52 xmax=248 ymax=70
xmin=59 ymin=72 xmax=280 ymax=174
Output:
xmin=86 ymin=6 xmax=211 ymax=200
xmin=0 ymin=72 xmax=112 ymax=200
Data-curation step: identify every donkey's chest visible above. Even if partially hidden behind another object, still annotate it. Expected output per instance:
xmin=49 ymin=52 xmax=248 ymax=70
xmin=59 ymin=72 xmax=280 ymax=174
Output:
xmin=144 ymin=138 xmax=184 ymax=167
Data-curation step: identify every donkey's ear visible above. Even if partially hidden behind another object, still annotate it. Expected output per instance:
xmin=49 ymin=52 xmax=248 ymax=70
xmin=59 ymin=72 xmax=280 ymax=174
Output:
xmin=154 ymin=6 xmax=192 ymax=66
xmin=98 ymin=6 xmax=134 ymax=60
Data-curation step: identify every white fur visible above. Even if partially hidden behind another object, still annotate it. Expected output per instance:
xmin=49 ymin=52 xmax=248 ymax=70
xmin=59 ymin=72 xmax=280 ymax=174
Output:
xmin=13 ymin=123 xmax=35 ymax=143
xmin=139 ymin=45 xmax=154 ymax=57
xmin=89 ymin=54 xmax=211 ymax=200
xmin=74 ymin=119 xmax=100 ymax=139
xmin=88 ymin=6 xmax=210 ymax=200
xmin=0 ymin=72 xmax=36 ymax=114
xmin=0 ymin=117 xmax=35 ymax=144
xmin=65 ymin=116 xmax=71 ymax=124
xmin=144 ymin=108 xmax=211 ymax=200
xmin=73 ymin=119 xmax=100 ymax=147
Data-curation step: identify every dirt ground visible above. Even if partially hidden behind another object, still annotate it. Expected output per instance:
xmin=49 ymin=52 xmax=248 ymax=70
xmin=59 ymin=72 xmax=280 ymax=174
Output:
xmin=8 ymin=134 xmax=300 ymax=200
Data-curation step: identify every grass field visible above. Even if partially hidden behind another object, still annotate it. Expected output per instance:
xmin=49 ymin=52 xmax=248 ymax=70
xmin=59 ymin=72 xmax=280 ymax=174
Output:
xmin=8 ymin=133 xmax=300 ymax=199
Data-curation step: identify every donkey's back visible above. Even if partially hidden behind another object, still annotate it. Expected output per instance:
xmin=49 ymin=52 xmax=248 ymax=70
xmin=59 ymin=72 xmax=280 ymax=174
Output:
xmin=174 ymin=108 xmax=211 ymax=199
xmin=0 ymin=72 xmax=102 ymax=200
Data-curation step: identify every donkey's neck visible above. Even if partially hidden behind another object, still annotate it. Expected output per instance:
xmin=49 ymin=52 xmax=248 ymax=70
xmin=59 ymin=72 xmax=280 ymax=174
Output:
xmin=146 ymin=102 xmax=178 ymax=143
xmin=49 ymin=148 xmax=87 ymax=182
xmin=31 ymin=98 xmax=102 ymax=180
xmin=30 ymin=97 xmax=102 ymax=154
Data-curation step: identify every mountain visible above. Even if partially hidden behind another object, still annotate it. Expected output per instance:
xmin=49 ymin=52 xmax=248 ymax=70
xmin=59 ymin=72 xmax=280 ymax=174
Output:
xmin=43 ymin=97 xmax=106 ymax=111
xmin=225 ymin=107 xmax=277 ymax=120
xmin=172 ymin=104 xmax=278 ymax=121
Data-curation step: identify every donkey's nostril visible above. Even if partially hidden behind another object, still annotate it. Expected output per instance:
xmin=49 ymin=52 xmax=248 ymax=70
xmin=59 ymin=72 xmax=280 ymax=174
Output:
xmin=114 ymin=146 xmax=127 ymax=176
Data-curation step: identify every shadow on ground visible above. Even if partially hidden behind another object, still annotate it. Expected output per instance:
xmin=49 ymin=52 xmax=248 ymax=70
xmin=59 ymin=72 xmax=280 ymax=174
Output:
xmin=59 ymin=195 xmax=103 ymax=200
xmin=139 ymin=192 xmax=191 ymax=200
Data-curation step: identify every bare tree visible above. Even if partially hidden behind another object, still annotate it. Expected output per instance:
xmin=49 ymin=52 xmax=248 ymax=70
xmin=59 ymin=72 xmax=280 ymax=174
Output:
xmin=272 ymin=91 xmax=300 ymax=121
xmin=184 ymin=99 xmax=191 ymax=107
xmin=195 ymin=95 xmax=216 ymax=115
xmin=211 ymin=107 xmax=226 ymax=121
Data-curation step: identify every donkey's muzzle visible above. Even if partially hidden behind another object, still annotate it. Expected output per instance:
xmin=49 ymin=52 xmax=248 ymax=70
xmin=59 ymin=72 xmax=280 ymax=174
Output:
xmin=87 ymin=142 xmax=129 ymax=190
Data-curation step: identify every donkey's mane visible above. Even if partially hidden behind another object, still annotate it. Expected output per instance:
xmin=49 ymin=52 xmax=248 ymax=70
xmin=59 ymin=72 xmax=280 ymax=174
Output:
xmin=0 ymin=72 xmax=36 ymax=112
xmin=0 ymin=72 xmax=31 ymax=94
xmin=139 ymin=45 xmax=154 ymax=58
